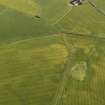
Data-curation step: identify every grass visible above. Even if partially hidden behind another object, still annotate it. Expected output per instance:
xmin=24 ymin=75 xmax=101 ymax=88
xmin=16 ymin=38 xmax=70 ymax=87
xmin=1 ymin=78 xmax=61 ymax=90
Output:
xmin=0 ymin=0 xmax=105 ymax=105
xmin=71 ymin=62 xmax=87 ymax=81
xmin=55 ymin=4 xmax=105 ymax=36
xmin=0 ymin=34 xmax=105 ymax=105
xmin=0 ymin=5 xmax=57 ymax=44
xmin=0 ymin=35 xmax=67 ymax=105
xmin=35 ymin=0 xmax=70 ymax=23
xmin=91 ymin=0 xmax=105 ymax=11
xmin=0 ymin=0 xmax=40 ymax=16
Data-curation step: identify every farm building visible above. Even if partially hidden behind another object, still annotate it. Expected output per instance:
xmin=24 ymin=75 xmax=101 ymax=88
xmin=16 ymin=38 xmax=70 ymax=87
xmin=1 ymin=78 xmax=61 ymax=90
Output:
xmin=70 ymin=0 xmax=82 ymax=6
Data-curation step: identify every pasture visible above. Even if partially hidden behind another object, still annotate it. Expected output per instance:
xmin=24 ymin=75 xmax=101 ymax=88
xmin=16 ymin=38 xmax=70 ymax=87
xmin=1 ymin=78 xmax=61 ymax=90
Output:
xmin=0 ymin=0 xmax=105 ymax=105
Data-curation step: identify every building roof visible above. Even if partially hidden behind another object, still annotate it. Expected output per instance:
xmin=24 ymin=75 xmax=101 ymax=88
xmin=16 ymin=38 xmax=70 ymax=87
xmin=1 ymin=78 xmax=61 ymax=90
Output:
xmin=70 ymin=0 xmax=82 ymax=6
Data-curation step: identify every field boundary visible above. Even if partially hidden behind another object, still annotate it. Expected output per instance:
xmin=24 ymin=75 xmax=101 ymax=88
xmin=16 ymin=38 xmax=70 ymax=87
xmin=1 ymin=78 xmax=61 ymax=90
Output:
xmin=51 ymin=35 xmax=75 ymax=105
xmin=52 ymin=6 xmax=73 ymax=26
xmin=88 ymin=0 xmax=105 ymax=17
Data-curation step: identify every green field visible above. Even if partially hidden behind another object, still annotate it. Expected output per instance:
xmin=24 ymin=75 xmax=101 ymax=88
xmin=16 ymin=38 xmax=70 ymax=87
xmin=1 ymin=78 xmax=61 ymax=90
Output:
xmin=0 ymin=0 xmax=105 ymax=105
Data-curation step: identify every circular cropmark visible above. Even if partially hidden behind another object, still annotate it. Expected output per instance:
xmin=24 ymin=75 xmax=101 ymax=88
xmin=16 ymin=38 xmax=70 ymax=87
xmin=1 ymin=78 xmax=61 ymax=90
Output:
xmin=71 ymin=62 xmax=87 ymax=81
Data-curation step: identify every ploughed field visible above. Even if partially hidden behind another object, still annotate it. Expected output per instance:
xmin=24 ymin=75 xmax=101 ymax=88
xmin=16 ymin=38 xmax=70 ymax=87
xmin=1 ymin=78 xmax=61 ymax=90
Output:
xmin=0 ymin=0 xmax=105 ymax=105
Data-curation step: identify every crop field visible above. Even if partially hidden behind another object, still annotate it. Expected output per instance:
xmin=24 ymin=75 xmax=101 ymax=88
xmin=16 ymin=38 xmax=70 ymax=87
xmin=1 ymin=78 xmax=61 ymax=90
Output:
xmin=0 ymin=0 xmax=105 ymax=105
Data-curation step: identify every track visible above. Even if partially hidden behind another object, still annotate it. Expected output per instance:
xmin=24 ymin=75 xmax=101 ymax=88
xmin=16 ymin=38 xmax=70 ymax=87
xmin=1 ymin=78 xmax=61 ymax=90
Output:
xmin=51 ymin=35 xmax=75 ymax=105
xmin=51 ymin=2 xmax=105 ymax=104
xmin=52 ymin=6 xmax=73 ymax=26
xmin=88 ymin=0 xmax=105 ymax=17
